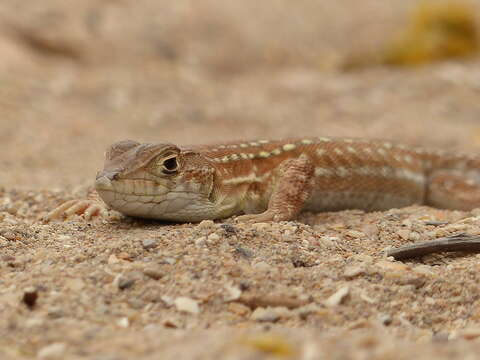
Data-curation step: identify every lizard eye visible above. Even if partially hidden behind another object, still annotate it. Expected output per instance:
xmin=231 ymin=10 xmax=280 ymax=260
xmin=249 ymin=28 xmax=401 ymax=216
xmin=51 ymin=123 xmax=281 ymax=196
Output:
xmin=162 ymin=157 xmax=179 ymax=174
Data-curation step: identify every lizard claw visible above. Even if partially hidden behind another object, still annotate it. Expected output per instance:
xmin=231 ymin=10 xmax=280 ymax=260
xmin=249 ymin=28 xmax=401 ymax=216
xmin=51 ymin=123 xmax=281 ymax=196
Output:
xmin=236 ymin=210 xmax=278 ymax=223
xmin=43 ymin=199 xmax=110 ymax=222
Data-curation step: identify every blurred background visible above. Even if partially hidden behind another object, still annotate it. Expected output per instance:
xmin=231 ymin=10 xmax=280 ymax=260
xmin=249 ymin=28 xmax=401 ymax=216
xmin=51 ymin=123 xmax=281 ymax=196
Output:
xmin=0 ymin=0 xmax=479 ymax=189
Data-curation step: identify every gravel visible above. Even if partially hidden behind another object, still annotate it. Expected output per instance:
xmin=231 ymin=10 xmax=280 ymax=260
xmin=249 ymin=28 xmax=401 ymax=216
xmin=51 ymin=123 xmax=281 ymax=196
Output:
xmin=2 ymin=0 xmax=480 ymax=359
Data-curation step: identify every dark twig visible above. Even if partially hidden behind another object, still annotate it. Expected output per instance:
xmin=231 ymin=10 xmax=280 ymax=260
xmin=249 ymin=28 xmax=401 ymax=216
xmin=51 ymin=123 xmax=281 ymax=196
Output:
xmin=386 ymin=233 xmax=480 ymax=260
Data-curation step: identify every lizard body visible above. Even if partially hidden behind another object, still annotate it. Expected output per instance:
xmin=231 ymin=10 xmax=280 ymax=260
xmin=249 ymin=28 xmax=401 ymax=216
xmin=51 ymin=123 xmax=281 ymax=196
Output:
xmin=47 ymin=137 xmax=480 ymax=222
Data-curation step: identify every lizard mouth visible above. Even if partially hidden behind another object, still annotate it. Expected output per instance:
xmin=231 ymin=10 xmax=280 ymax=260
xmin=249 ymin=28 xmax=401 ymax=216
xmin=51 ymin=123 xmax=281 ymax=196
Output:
xmin=95 ymin=174 xmax=205 ymax=220
xmin=95 ymin=175 xmax=171 ymax=218
xmin=95 ymin=175 xmax=168 ymax=197
xmin=95 ymin=175 xmax=115 ymax=191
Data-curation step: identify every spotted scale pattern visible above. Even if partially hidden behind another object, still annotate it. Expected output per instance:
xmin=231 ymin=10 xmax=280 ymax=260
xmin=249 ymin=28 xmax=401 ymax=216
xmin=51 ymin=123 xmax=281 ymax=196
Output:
xmin=188 ymin=137 xmax=480 ymax=217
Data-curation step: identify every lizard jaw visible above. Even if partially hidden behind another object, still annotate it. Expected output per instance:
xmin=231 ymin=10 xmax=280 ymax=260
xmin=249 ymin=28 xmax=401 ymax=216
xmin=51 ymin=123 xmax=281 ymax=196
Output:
xmin=95 ymin=174 xmax=200 ymax=220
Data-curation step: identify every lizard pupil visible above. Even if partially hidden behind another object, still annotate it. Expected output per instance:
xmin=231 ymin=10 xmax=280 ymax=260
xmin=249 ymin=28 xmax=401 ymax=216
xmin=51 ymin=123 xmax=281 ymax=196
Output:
xmin=162 ymin=157 xmax=178 ymax=173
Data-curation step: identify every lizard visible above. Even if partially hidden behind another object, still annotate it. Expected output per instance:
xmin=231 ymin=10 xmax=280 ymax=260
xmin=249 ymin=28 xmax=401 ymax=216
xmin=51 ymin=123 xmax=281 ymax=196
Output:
xmin=45 ymin=137 xmax=480 ymax=223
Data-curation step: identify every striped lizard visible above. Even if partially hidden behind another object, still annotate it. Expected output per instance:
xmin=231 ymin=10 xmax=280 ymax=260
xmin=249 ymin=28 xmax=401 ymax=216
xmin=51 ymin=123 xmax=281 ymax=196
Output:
xmin=46 ymin=137 xmax=480 ymax=223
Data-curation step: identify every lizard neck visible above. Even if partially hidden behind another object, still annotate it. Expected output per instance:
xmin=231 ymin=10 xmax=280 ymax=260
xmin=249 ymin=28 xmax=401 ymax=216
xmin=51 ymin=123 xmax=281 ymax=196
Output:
xmin=209 ymin=156 xmax=277 ymax=217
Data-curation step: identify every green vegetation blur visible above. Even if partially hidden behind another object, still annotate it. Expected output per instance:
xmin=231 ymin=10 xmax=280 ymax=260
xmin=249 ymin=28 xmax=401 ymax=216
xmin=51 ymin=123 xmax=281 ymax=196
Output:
xmin=384 ymin=0 xmax=478 ymax=66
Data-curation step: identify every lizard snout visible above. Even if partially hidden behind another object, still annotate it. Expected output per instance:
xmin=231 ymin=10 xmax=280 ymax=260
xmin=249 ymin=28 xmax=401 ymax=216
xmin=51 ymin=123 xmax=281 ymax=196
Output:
xmin=95 ymin=170 xmax=120 ymax=191
xmin=96 ymin=170 xmax=120 ymax=181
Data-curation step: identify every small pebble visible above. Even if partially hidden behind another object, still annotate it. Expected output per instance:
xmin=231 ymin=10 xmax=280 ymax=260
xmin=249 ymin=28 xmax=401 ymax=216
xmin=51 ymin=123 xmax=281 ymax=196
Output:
xmin=432 ymin=332 xmax=450 ymax=343
xmin=345 ymin=230 xmax=365 ymax=238
xmin=47 ymin=307 xmax=64 ymax=319
xmin=2 ymin=231 xmax=16 ymax=241
xmin=37 ymin=342 xmax=66 ymax=359
xmin=25 ymin=317 xmax=44 ymax=328
xmin=163 ymin=319 xmax=181 ymax=328
xmin=379 ymin=313 xmax=392 ymax=326
xmin=318 ymin=236 xmax=338 ymax=248
xmin=23 ymin=287 xmax=38 ymax=309
xmin=117 ymin=252 xmax=132 ymax=261
xmin=251 ymin=307 xmax=280 ymax=322
xmin=194 ymin=236 xmax=207 ymax=247
xmin=4 ymin=217 xmax=18 ymax=225
xmin=457 ymin=327 xmax=480 ymax=340
xmin=174 ymin=297 xmax=200 ymax=314
xmin=220 ymin=223 xmax=238 ymax=236
xmin=375 ymin=260 xmax=409 ymax=272
xmin=65 ymin=278 xmax=85 ymax=291
xmin=292 ymin=257 xmax=314 ymax=268
xmin=253 ymin=261 xmax=271 ymax=272
xmin=117 ymin=317 xmax=130 ymax=328
xmin=396 ymin=229 xmax=411 ymax=240
xmin=234 ymin=246 xmax=254 ymax=259
xmin=325 ymin=286 xmax=349 ymax=307
xmin=197 ymin=220 xmax=215 ymax=229
xmin=117 ymin=276 xmax=135 ymax=290
xmin=228 ymin=302 xmax=250 ymax=316
xmin=224 ymin=284 xmax=242 ymax=301
xmin=343 ymin=265 xmax=365 ymax=278
xmin=128 ymin=298 xmax=145 ymax=309
xmin=161 ymin=295 xmax=174 ymax=306
xmin=425 ymin=297 xmax=436 ymax=305
xmin=408 ymin=231 xmax=420 ymax=241
xmin=250 ymin=307 xmax=288 ymax=322
xmin=161 ymin=257 xmax=176 ymax=265
xmin=143 ymin=266 xmax=164 ymax=280
xmin=142 ymin=239 xmax=158 ymax=250
xmin=207 ymin=233 xmax=220 ymax=243
xmin=413 ymin=265 xmax=434 ymax=276
xmin=251 ymin=222 xmax=271 ymax=230
xmin=352 ymin=254 xmax=373 ymax=263
xmin=1 ymin=254 xmax=15 ymax=262
xmin=294 ymin=303 xmax=321 ymax=318
xmin=108 ymin=254 xmax=120 ymax=265
xmin=360 ymin=293 xmax=377 ymax=304
xmin=57 ymin=235 xmax=72 ymax=242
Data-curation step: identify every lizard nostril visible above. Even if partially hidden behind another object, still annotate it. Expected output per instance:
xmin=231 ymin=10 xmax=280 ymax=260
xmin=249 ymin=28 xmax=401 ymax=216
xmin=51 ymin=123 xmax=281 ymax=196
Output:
xmin=96 ymin=171 xmax=120 ymax=181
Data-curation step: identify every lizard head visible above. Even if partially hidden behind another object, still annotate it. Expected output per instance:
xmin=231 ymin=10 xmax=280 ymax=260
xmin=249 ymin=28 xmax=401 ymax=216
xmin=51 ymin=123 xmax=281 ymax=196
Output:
xmin=95 ymin=140 xmax=216 ymax=221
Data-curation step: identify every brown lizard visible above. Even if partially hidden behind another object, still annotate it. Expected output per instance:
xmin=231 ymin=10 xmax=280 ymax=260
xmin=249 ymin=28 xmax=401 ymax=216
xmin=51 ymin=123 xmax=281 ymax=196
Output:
xmin=45 ymin=137 xmax=480 ymax=223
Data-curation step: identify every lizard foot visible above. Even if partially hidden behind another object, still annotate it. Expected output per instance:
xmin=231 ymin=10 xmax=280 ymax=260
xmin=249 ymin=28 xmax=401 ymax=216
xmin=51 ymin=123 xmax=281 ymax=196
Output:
xmin=236 ymin=210 xmax=283 ymax=223
xmin=43 ymin=199 xmax=110 ymax=222
xmin=236 ymin=155 xmax=314 ymax=224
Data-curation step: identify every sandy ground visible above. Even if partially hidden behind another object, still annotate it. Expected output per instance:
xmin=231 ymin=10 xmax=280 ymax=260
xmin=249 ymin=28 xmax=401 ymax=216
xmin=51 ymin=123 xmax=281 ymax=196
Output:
xmin=2 ymin=0 xmax=480 ymax=359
